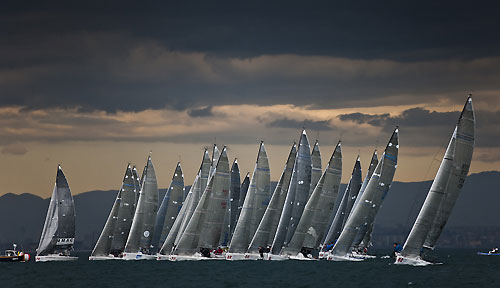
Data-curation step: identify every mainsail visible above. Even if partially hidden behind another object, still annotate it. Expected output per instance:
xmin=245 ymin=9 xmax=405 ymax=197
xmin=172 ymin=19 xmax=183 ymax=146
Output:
xmin=228 ymin=159 xmax=241 ymax=240
xmin=248 ymin=143 xmax=297 ymax=253
xmin=173 ymin=147 xmax=230 ymax=256
xmin=91 ymin=164 xmax=135 ymax=257
xmin=271 ymin=130 xmax=312 ymax=254
xmin=331 ymin=127 xmax=399 ymax=257
xmin=124 ymin=156 xmax=159 ymax=255
xmin=323 ymin=157 xmax=361 ymax=246
xmin=401 ymin=96 xmax=475 ymax=259
xmin=37 ymin=165 xmax=76 ymax=256
xmin=229 ymin=142 xmax=271 ymax=253
xmin=283 ymin=141 xmax=342 ymax=256
xmin=350 ymin=150 xmax=378 ymax=248
xmin=235 ymin=173 xmax=250 ymax=225
xmin=308 ymin=140 xmax=322 ymax=199
xmin=152 ymin=162 xmax=184 ymax=250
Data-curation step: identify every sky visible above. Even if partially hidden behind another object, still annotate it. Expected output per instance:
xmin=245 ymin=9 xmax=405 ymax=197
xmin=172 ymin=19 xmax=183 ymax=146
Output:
xmin=1 ymin=0 xmax=499 ymax=198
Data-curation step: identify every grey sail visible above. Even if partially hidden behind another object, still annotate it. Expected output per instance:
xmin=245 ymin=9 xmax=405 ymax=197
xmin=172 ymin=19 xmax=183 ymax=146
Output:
xmin=235 ymin=173 xmax=250 ymax=225
xmin=37 ymin=165 xmax=76 ymax=256
xmin=229 ymin=142 xmax=271 ymax=253
xmin=331 ymin=127 xmax=399 ymax=257
xmin=173 ymin=150 xmax=211 ymax=247
xmin=284 ymin=141 xmax=342 ymax=255
xmin=228 ymin=159 xmax=241 ymax=240
xmin=308 ymin=140 xmax=322 ymax=199
xmin=284 ymin=130 xmax=312 ymax=244
xmin=132 ymin=166 xmax=141 ymax=208
xmin=402 ymin=96 xmax=474 ymax=258
xmin=350 ymin=150 xmax=379 ymax=248
xmin=248 ymin=143 xmax=297 ymax=253
xmin=271 ymin=130 xmax=311 ymax=254
xmin=209 ymin=144 xmax=220 ymax=180
xmin=160 ymin=174 xmax=199 ymax=255
xmin=110 ymin=165 xmax=139 ymax=254
xmin=152 ymin=162 xmax=184 ymax=250
xmin=174 ymin=147 xmax=230 ymax=256
xmin=124 ymin=156 xmax=159 ymax=255
xmin=91 ymin=164 xmax=134 ymax=257
xmin=323 ymin=157 xmax=361 ymax=246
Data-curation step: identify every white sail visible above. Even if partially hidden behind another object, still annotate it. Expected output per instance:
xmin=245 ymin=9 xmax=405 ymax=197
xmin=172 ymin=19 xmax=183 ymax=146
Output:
xmin=399 ymin=96 xmax=475 ymax=262
xmin=271 ymin=130 xmax=312 ymax=254
xmin=308 ymin=140 xmax=322 ymax=199
xmin=248 ymin=143 xmax=297 ymax=253
xmin=228 ymin=159 xmax=241 ymax=240
xmin=330 ymin=127 xmax=399 ymax=259
xmin=228 ymin=142 xmax=271 ymax=254
xmin=283 ymin=141 xmax=342 ymax=256
xmin=124 ymin=156 xmax=159 ymax=256
xmin=37 ymin=166 xmax=76 ymax=257
xmin=173 ymin=147 xmax=230 ymax=256
xmin=152 ymin=162 xmax=184 ymax=250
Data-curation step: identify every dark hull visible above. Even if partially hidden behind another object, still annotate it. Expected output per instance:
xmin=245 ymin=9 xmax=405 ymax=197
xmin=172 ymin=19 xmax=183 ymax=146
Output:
xmin=0 ymin=255 xmax=27 ymax=262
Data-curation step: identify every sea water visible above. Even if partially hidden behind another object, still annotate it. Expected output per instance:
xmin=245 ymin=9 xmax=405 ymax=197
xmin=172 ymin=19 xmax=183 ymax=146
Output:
xmin=0 ymin=249 xmax=498 ymax=287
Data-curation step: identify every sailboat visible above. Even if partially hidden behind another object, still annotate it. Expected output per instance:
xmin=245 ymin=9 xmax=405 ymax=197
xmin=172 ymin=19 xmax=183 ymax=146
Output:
xmin=152 ymin=162 xmax=184 ymax=251
xmin=281 ymin=141 xmax=342 ymax=260
xmin=157 ymin=150 xmax=211 ymax=260
xmin=89 ymin=164 xmax=136 ymax=260
xmin=36 ymin=165 xmax=77 ymax=262
xmin=122 ymin=156 xmax=159 ymax=260
xmin=322 ymin=156 xmax=362 ymax=256
xmin=226 ymin=142 xmax=271 ymax=260
xmin=169 ymin=147 xmax=230 ymax=261
xmin=245 ymin=143 xmax=297 ymax=260
xmin=327 ymin=127 xmax=399 ymax=261
xmin=396 ymin=96 xmax=475 ymax=266
xmin=268 ymin=130 xmax=312 ymax=260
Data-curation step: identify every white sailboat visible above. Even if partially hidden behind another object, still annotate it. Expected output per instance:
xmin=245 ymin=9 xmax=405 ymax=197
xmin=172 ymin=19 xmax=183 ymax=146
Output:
xmin=327 ymin=127 xmax=399 ymax=261
xmin=122 ymin=156 xmax=159 ymax=260
xmin=89 ymin=164 xmax=136 ymax=260
xmin=396 ymin=96 xmax=475 ymax=266
xmin=169 ymin=147 xmax=230 ymax=261
xmin=36 ymin=165 xmax=78 ymax=262
xmin=226 ymin=142 xmax=271 ymax=260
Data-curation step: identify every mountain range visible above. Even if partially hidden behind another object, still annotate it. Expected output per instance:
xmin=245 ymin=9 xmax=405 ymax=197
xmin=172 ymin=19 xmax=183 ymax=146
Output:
xmin=1 ymin=171 xmax=498 ymax=251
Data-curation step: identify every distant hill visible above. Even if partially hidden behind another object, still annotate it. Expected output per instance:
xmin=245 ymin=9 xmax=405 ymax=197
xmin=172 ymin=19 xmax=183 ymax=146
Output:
xmin=0 ymin=171 xmax=498 ymax=251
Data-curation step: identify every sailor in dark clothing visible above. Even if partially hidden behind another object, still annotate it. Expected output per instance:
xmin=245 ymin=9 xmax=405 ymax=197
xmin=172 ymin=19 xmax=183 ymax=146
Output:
xmin=393 ymin=242 xmax=402 ymax=257
xmin=258 ymin=246 xmax=265 ymax=258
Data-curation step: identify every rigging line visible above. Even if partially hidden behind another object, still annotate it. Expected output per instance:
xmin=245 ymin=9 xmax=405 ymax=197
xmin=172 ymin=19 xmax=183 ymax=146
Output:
xmin=399 ymin=136 xmax=450 ymax=244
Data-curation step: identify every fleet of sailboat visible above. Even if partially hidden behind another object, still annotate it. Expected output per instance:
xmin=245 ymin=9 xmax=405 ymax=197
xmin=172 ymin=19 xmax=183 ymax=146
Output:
xmin=32 ymin=96 xmax=477 ymax=266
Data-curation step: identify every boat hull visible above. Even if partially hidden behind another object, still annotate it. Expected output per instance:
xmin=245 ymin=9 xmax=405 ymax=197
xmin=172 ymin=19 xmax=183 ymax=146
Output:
xmin=394 ymin=254 xmax=433 ymax=266
xmin=266 ymin=253 xmax=289 ymax=261
xmin=36 ymin=255 xmax=78 ymax=262
xmin=225 ymin=253 xmax=262 ymax=260
xmin=122 ymin=252 xmax=157 ymax=260
xmin=0 ymin=254 xmax=30 ymax=262
xmin=351 ymin=252 xmax=376 ymax=259
xmin=477 ymin=252 xmax=500 ymax=256
xmin=288 ymin=253 xmax=317 ymax=261
xmin=326 ymin=253 xmax=364 ymax=262
xmin=88 ymin=255 xmax=121 ymax=261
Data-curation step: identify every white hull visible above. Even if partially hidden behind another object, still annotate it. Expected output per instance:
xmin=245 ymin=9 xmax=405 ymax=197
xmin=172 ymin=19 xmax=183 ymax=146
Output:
xmin=36 ymin=255 xmax=78 ymax=262
xmin=289 ymin=253 xmax=317 ymax=261
xmin=169 ymin=252 xmax=224 ymax=261
xmin=122 ymin=252 xmax=157 ymax=260
xmin=318 ymin=251 xmax=327 ymax=259
xmin=351 ymin=252 xmax=376 ymax=259
xmin=225 ymin=253 xmax=262 ymax=260
xmin=88 ymin=255 xmax=120 ymax=261
xmin=395 ymin=254 xmax=434 ymax=266
xmin=156 ymin=254 xmax=170 ymax=261
xmin=266 ymin=253 xmax=289 ymax=261
xmin=326 ymin=253 xmax=364 ymax=262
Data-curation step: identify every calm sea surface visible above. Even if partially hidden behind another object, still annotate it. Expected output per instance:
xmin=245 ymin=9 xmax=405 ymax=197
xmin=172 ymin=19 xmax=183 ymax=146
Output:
xmin=0 ymin=249 xmax=498 ymax=288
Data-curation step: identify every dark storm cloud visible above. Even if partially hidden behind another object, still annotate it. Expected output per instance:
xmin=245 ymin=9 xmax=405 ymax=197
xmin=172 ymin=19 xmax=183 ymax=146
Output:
xmin=187 ymin=106 xmax=214 ymax=117
xmin=338 ymin=108 xmax=500 ymax=147
xmin=267 ymin=118 xmax=333 ymax=131
xmin=0 ymin=0 xmax=499 ymax=113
